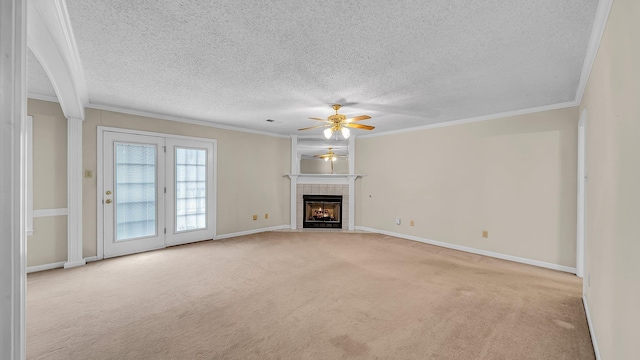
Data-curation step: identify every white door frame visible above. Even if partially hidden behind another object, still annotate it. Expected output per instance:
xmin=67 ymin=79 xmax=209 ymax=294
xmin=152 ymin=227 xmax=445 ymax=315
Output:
xmin=576 ymin=109 xmax=587 ymax=278
xmin=97 ymin=126 xmax=217 ymax=260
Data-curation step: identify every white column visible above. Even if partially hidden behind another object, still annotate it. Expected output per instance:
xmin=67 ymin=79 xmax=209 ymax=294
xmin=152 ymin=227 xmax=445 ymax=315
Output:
xmin=576 ymin=109 xmax=587 ymax=279
xmin=64 ymin=116 xmax=86 ymax=268
xmin=290 ymin=136 xmax=299 ymax=230
xmin=348 ymin=135 xmax=356 ymax=174
xmin=289 ymin=175 xmax=299 ymax=229
xmin=0 ymin=0 xmax=27 ymax=358
xmin=348 ymin=175 xmax=357 ymax=230
xmin=290 ymin=135 xmax=298 ymax=174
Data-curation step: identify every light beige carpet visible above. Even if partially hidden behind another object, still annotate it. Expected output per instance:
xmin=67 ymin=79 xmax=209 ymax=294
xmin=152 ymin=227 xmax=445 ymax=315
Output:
xmin=27 ymin=232 xmax=594 ymax=359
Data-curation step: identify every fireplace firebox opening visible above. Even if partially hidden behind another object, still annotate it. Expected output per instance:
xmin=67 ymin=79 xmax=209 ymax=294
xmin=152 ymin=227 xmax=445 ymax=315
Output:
xmin=303 ymin=195 xmax=342 ymax=229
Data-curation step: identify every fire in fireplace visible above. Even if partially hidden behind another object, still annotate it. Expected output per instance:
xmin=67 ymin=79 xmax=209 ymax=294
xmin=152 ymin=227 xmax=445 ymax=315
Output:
xmin=303 ymin=195 xmax=342 ymax=228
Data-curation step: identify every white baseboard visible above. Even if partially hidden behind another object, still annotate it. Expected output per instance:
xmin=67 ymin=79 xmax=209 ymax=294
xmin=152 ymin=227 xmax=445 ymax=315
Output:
xmin=64 ymin=259 xmax=87 ymax=269
xmin=27 ymin=261 xmax=65 ymax=273
xmin=356 ymin=226 xmax=576 ymax=274
xmin=27 ymin=227 xmax=293 ymax=274
xmin=582 ymin=296 xmax=601 ymax=360
xmin=27 ymin=255 xmax=101 ymax=273
xmin=215 ymin=225 xmax=290 ymax=240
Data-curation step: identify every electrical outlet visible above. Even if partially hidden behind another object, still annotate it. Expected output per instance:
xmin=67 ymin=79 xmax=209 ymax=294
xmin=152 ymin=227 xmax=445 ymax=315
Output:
xmin=482 ymin=230 xmax=489 ymax=238
xmin=264 ymin=213 xmax=269 ymax=219
xmin=410 ymin=220 xmax=415 ymax=226
xmin=84 ymin=170 xmax=93 ymax=178
xmin=252 ymin=214 xmax=258 ymax=221
xmin=395 ymin=218 xmax=401 ymax=225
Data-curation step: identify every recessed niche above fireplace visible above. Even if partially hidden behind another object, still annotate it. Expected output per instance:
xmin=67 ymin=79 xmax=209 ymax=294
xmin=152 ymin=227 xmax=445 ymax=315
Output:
xmin=303 ymin=195 xmax=342 ymax=228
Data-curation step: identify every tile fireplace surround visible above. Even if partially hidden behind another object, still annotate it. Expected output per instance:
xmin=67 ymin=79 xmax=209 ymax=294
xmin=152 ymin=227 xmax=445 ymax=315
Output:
xmin=287 ymin=175 xmax=361 ymax=230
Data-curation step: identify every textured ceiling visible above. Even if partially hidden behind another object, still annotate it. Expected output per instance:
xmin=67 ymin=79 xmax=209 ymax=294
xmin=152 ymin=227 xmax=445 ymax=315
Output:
xmin=30 ymin=0 xmax=599 ymax=136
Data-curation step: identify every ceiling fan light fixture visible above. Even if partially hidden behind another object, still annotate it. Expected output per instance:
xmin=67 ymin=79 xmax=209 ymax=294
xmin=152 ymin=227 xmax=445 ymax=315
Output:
xmin=332 ymin=156 xmax=337 ymax=161
xmin=299 ymin=104 xmax=373 ymax=137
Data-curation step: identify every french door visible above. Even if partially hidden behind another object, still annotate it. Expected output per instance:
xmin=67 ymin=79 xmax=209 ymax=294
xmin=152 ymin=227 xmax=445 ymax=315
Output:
xmin=102 ymin=131 xmax=215 ymax=258
xmin=165 ymin=138 xmax=215 ymax=246
xmin=103 ymin=132 xmax=165 ymax=257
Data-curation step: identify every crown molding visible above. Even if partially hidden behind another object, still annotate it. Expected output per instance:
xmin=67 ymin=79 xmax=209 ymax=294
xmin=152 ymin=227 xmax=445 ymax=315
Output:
xmin=32 ymin=95 xmax=580 ymax=140
xmin=358 ymin=100 xmax=579 ymax=139
xmin=29 ymin=95 xmax=289 ymax=138
xmin=86 ymin=102 xmax=289 ymax=138
xmin=574 ymin=0 xmax=614 ymax=105
xmin=28 ymin=93 xmax=58 ymax=103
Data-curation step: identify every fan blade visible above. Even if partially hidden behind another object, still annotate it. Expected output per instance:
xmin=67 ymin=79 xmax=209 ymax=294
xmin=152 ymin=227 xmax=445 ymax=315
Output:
xmin=345 ymin=115 xmax=371 ymax=122
xmin=313 ymin=154 xmax=329 ymax=158
xmin=309 ymin=117 xmax=327 ymax=121
xmin=345 ymin=123 xmax=375 ymax=130
xmin=298 ymin=124 xmax=329 ymax=131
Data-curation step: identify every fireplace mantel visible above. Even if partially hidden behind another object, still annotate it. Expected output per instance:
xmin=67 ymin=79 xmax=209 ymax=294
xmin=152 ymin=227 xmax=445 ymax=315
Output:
xmin=286 ymin=174 xmax=364 ymax=230
xmin=286 ymin=174 xmax=364 ymax=185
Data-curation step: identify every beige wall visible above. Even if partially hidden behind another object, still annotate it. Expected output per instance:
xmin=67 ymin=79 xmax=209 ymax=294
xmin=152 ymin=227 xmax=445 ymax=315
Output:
xmin=29 ymin=99 xmax=67 ymax=209
xmin=580 ymin=0 xmax=640 ymax=358
xmin=27 ymin=216 xmax=67 ymax=267
xmin=27 ymin=99 xmax=68 ymax=267
xmin=82 ymin=109 xmax=291 ymax=257
xmin=356 ymin=107 xmax=578 ymax=267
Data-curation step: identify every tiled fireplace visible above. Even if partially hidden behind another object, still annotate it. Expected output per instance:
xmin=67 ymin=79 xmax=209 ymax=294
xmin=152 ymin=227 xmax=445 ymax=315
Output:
xmin=288 ymin=175 xmax=358 ymax=230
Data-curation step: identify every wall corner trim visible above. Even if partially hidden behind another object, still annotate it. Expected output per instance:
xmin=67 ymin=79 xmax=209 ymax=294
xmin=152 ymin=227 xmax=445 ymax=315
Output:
xmin=574 ymin=0 xmax=614 ymax=104
xmin=582 ymin=296 xmax=601 ymax=360
xmin=355 ymin=226 xmax=577 ymax=274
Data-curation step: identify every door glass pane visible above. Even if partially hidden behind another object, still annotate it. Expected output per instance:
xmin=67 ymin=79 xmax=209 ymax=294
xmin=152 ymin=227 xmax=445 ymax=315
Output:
xmin=176 ymin=147 xmax=207 ymax=232
xmin=115 ymin=143 xmax=157 ymax=241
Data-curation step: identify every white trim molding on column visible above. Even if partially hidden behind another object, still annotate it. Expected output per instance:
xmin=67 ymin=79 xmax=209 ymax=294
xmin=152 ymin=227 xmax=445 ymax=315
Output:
xmin=348 ymin=136 xmax=355 ymax=175
xmin=290 ymin=135 xmax=298 ymax=174
xmin=64 ymin=116 xmax=85 ymax=269
xmin=347 ymin=175 xmax=357 ymax=230
xmin=26 ymin=116 xmax=34 ymax=237
xmin=289 ymin=175 xmax=299 ymax=229
xmin=0 ymin=0 xmax=28 ymax=359
xmin=577 ymin=109 xmax=587 ymax=279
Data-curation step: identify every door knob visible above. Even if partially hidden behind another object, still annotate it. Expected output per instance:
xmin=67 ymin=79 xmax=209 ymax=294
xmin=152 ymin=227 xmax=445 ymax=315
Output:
xmin=105 ymin=199 xmax=112 ymax=204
